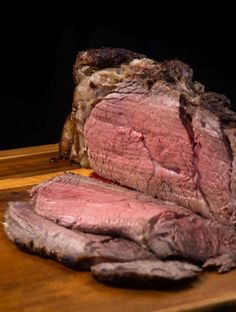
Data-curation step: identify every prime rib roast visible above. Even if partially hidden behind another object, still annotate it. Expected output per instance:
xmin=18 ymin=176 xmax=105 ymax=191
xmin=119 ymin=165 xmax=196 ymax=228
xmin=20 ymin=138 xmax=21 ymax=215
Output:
xmin=59 ymin=48 xmax=236 ymax=226
xmin=4 ymin=48 xmax=236 ymax=288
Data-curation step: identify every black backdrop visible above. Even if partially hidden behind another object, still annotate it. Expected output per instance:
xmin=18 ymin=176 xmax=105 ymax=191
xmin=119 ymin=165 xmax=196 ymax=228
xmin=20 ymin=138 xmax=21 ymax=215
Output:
xmin=1 ymin=2 xmax=235 ymax=149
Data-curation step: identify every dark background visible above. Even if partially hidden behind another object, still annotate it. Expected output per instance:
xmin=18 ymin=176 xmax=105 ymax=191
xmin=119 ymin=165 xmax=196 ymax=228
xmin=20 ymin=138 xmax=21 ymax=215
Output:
xmin=1 ymin=2 xmax=235 ymax=150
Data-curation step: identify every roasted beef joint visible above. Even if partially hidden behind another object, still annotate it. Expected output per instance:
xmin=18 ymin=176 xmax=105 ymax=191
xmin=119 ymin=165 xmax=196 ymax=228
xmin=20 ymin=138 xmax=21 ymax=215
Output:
xmin=4 ymin=48 xmax=236 ymax=288
xmin=60 ymin=48 xmax=236 ymax=227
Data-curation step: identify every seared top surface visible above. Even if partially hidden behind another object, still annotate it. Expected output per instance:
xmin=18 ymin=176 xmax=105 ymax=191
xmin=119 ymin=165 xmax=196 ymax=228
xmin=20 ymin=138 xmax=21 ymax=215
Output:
xmin=74 ymin=48 xmax=145 ymax=70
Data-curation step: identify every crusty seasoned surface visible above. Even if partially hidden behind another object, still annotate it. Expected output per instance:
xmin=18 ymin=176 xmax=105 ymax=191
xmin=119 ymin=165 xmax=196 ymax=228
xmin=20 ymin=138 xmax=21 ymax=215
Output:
xmin=73 ymin=47 xmax=145 ymax=83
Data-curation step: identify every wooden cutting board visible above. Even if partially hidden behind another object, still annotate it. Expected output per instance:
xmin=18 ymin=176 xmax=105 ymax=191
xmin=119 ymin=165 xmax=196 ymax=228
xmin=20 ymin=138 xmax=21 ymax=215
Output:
xmin=1 ymin=144 xmax=236 ymax=312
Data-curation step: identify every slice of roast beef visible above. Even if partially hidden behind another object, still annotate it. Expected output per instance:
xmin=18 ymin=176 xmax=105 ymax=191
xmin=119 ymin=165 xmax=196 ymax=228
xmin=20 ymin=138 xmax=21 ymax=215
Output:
xmin=30 ymin=173 xmax=236 ymax=272
xmin=30 ymin=172 xmax=192 ymax=244
xmin=4 ymin=201 xmax=154 ymax=270
xmin=91 ymin=260 xmax=201 ymax=288
xmin=60 ymin=48 xmax=236 ymax=226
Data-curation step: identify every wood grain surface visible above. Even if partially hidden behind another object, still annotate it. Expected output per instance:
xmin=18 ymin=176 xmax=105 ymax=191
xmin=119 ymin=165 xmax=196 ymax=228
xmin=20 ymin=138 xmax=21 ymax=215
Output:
xmin=1 ymin=144 xmax=236 ymax=312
